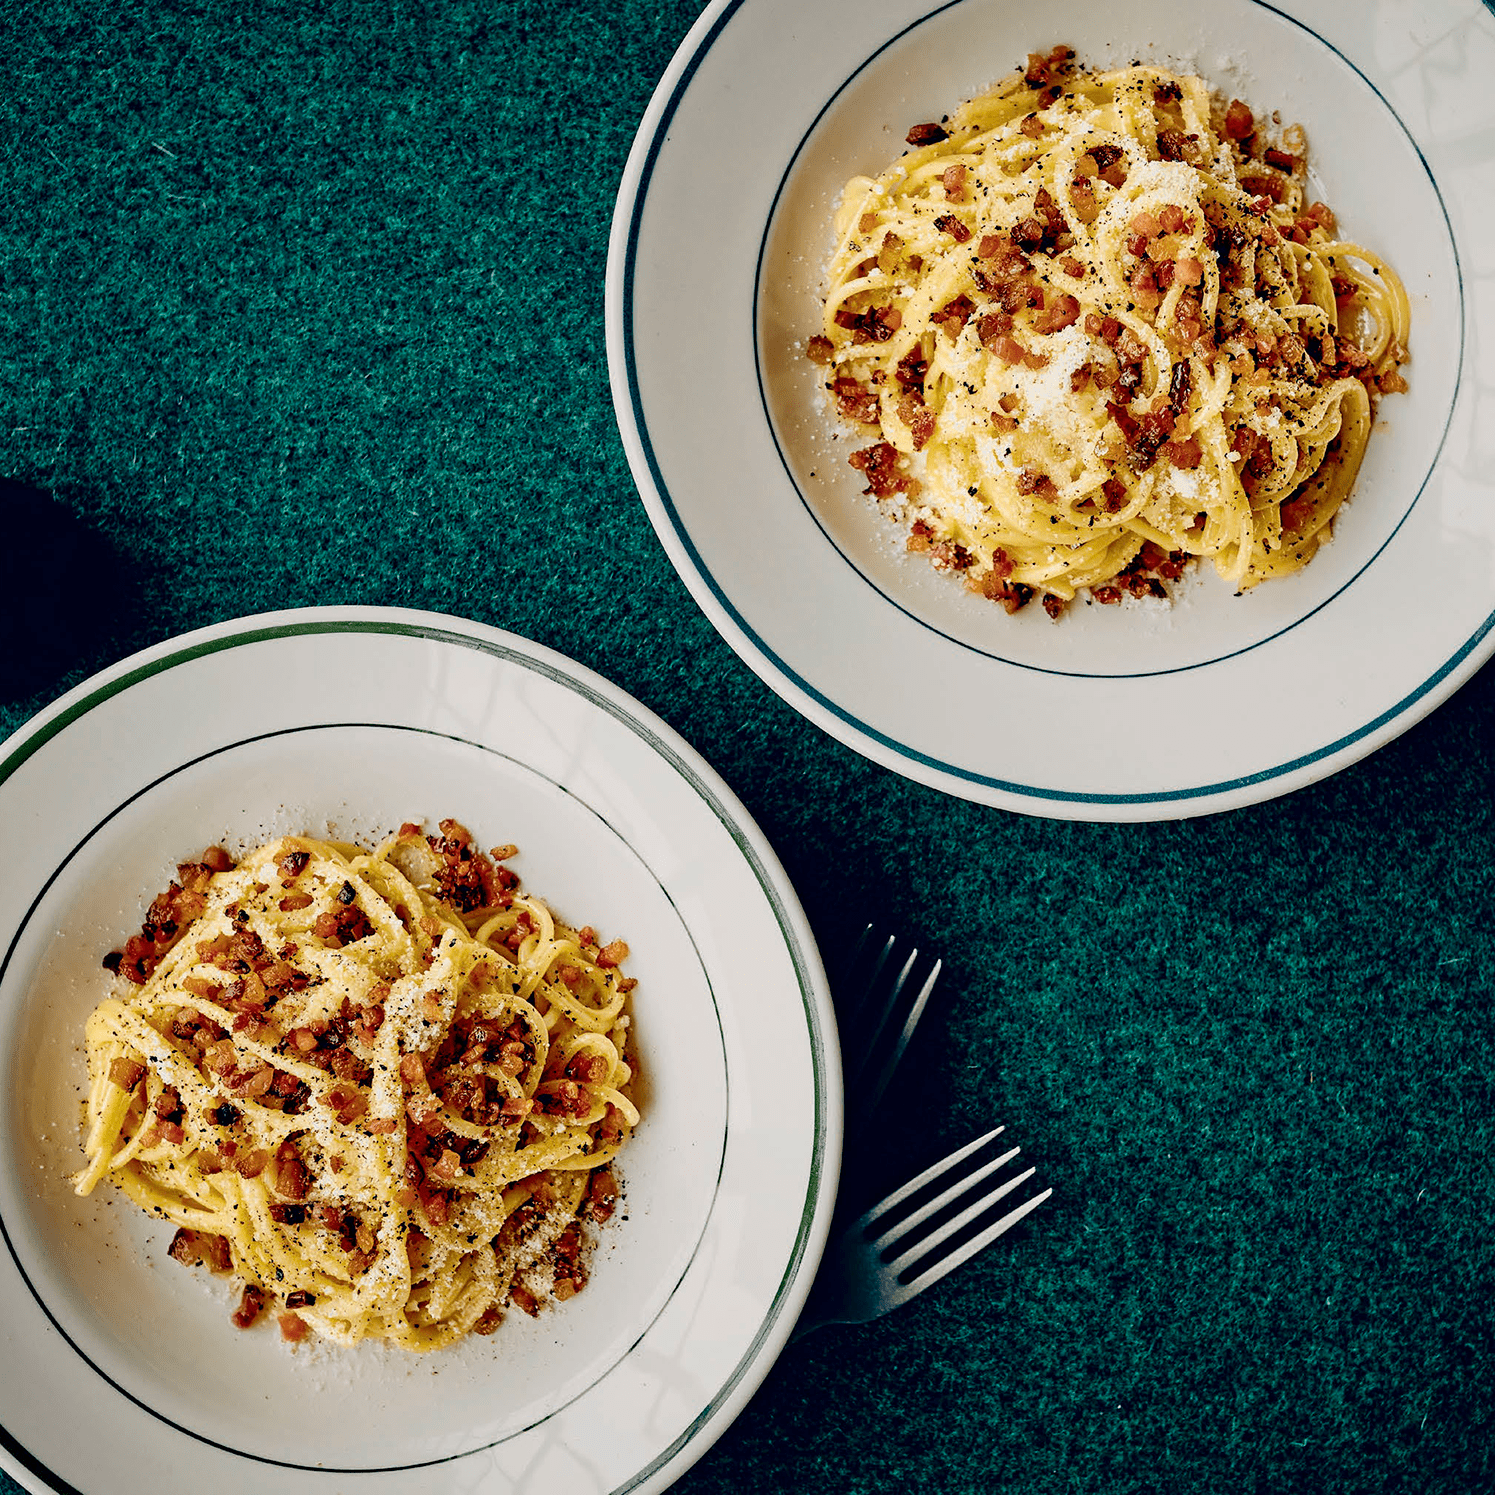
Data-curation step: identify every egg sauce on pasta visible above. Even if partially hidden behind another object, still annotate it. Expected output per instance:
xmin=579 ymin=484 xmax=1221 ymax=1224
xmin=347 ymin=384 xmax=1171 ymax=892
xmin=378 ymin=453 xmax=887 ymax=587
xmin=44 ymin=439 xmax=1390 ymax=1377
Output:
xmin=809 ymin=46 xmax=1410 ymax=616
xmin=74 ymin=821 xmax=638 ymax=1352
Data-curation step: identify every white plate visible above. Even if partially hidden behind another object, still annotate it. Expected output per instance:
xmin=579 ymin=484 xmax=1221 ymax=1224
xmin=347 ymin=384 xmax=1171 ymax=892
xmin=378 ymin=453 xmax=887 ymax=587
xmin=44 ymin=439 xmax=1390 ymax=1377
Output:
xmin=608 ymin=0 xmax=1495 ymax=820
xmin=0 ymin=608 xmax=839 ymax=1495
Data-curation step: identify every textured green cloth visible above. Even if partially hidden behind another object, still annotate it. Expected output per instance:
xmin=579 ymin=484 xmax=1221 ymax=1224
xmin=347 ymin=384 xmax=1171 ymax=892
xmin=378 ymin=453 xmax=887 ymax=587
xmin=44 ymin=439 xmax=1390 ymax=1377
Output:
xmin=2 ymin=3 xmax=1493 ymax=1493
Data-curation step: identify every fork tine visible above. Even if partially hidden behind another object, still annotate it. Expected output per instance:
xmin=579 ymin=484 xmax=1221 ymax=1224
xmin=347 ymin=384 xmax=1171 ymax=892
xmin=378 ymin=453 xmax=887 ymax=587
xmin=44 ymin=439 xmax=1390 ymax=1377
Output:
xmin=885 ymin=1188 xmax=1053 ymax=1310
xmin=844 ymin=927 xmax=899 ymax=1084
xmin=882 ymin=1161 xmax=1033 ymax=1274
xmin=860 ymin=954 xmax=941 ymax=1113
xmin=858 ymin=1125 xmax=1005 ymax=1228
xmin=870 ymin=1145 xmax=1023 ymax=1255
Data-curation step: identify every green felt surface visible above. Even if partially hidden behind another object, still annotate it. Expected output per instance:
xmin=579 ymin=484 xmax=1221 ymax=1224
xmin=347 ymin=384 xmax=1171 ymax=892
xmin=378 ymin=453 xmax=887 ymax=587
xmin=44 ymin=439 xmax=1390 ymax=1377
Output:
xmin=1 ymin=3 xmax=1493 ymax=1493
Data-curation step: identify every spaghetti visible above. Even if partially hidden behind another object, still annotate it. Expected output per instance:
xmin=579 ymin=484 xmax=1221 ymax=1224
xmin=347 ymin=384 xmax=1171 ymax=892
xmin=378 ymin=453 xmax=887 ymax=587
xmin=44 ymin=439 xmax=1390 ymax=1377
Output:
xmin=808 ymin=46 xmax=1410 ymax=615
xmin=75 ymin=821 xmax=638 ymax=1351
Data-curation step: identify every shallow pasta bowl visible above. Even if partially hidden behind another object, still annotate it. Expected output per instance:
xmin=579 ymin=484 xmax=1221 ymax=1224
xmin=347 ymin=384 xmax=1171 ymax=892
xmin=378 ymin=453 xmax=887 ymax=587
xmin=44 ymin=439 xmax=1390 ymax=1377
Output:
xmin=608 ymin=0 xmax=1495 ymax=819
xmin=0 ymin=607 xmax=839 ymax=1495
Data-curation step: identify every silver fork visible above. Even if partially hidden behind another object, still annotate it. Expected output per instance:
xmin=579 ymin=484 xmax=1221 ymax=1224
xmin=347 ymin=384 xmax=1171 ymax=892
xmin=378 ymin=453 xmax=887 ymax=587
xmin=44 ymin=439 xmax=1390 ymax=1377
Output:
xmin=796 ymin=1126 xmax=1051 ymax=1338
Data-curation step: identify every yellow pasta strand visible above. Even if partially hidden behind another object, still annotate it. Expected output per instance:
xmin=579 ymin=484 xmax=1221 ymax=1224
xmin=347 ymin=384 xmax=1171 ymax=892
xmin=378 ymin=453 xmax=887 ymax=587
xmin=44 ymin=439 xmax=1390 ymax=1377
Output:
xmin=813 ymin=50 xmax=1410 ymax=611
xmin=74 ymin=826 xmax=637 ymax=1352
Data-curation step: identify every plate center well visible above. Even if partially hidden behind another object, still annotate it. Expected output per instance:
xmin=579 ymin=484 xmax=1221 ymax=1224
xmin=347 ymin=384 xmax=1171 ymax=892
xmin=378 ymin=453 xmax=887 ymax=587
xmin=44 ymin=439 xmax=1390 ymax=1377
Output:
xmin=755 ymin=0 xmax=1460 ymax=679
xmin=0 ymin=723 xmax=727 ymax=1471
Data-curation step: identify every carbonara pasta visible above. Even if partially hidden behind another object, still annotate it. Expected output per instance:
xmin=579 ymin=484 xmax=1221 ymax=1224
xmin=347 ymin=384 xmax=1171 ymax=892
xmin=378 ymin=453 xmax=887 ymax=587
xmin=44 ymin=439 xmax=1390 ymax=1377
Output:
xmin=808 ymin=46 xmax=1410 ymax=615
xmin=75 ymin=821 xmax=638 ymax=1351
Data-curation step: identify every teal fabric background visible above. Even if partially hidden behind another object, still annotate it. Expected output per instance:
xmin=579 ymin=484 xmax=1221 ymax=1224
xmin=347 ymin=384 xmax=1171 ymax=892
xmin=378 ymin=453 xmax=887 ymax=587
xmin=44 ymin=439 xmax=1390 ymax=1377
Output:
xmin=1 ymin=2 xmax=1492 ymax=1492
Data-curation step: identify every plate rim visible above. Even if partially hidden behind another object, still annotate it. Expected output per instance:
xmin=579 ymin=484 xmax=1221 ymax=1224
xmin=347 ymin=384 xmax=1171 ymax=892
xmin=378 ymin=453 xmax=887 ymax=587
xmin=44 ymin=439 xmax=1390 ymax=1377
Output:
xmin=0 ymin=604 xmax=841 ymax=1495
xmin=606 ymin=0 xmax=1495 ymax=820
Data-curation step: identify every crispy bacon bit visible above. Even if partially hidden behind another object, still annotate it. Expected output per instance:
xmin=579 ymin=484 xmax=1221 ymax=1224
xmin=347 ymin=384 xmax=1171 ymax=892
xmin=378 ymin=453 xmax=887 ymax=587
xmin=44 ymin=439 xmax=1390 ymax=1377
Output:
xmin=236 ymin=1148 xmax=270 ymax=1179
xmin=836 ymin=303 xmax=903 ymax=344
xmin=1060 ymin=254 xmax=1085 ymax=278
xmin=1023 ymin=44 xmax=1074 ymax=87
xmin=1033 ymin=293 xmax=1080 ymax=335
xmin=1156 ymin=129 xmax=1189 ymax=162
xmin=992 ymin=333 xmax=1028 ymax=366
xmin=849 ymin=441 xmax=915 ymax=499
xmin=906 ymin=121 xmax=948 ymax=146
xmin=933 ymin=213 xmax=971 ymax=243
xmin=202 ymin=1233 xmax=232 ymax=1272
xmin=326 ymin=1086 xmax=369 ymax=1124
xmin=598 ymin=937 xmax=633 ymax=970
xmin=1280 ymin=495 xmax=1317 ymax=533
xmin=1016 ymin=468 xmax=1055 ymax=497
xmin=1164 ymin=436 xmax=1203 ymax=469
xmin=1302 ymin=200 xmax=1337 ymax=234
xmin=930 ymin=294 xmax=976 ymax=337
xmin=109 ymin=1058 xmax=146 ymax=1091
xmin=979 ymin=548 xmax=1033 ymax=613
xmin=587 ymin=1168 xmax=619 ymax=1222
xmin=1010 ymin=215 xmax=1046 ymax=252
xmin=1224 ymin=99 xmax=1254 ymax=140
xmin=1132 ymin=409 xmax=1176 ymax=469
xmin=567 ymin=1052 xmax=610 ymax=1085
xmin=1020 ymin=113 xmax=1044 ymax=139
xmin=833 ymin=377 xmax=881 ymax=425
xmin=1264 ymin=147 xmax=1300 ymax=173
xmin=942 ymin=164 xmax=968 ymax=200
xmin=894 ymin=344 xmax=928 ymax=387
xmin=1069 ymin=179 xmax=1099 ymax=223
xmin=1107 ymin=400 xmax=1140 ymax=444
xmin=168 ymin=1229 xmax=203 ymax=1267
xmin=897 ymin=392 xmax=936 ymax=449
xmin=1168 ymin=359 xmax=1193 ymax=411
xmin=976 ymin=311 xmax=1013 ymax=352
xmin=806 ymin=334 xmax=833 ymax=366
xmin=1171 ymin=294 xmax=1205 ymax=346
xmin=232 ymin=1285 xmax=266 ymax=1329
xmin=275 ymin=1153 xmax=309 ymax=1203
xmin=1129 ymin=263 xmax=1161 ymax=311
xmin=1101 ymin=478 xmax=1129 ymax=513
xmin=278 ymin=1313 xmax=308 ymax=1342
xmin=471 ymin=1305 xmax=504 ymax=1336
xmin=1231 ymin=427 xmax=1270 ymax=478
